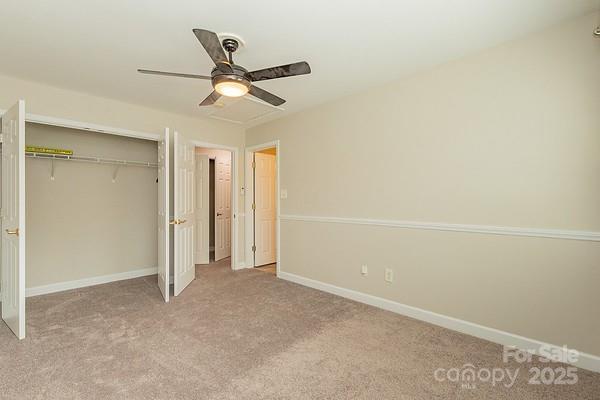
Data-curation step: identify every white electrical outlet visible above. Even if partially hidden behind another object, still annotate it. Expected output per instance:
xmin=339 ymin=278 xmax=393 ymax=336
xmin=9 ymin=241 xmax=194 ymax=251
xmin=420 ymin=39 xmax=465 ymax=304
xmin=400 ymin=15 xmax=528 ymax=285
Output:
xmin=385 ymin=268 xmax=394 ymax=283
xmin=361 ymin=265 xmax=368 ymax=276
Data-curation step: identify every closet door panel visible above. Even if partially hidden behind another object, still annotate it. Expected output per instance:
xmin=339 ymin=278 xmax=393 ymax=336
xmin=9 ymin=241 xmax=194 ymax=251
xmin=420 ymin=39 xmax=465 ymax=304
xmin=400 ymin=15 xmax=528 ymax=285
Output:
xmin=1 ymin=100 xmax=26 ymax=339
xmin=173 ymin=131 xmax=195 ymax=296
xmin=157 ymin=128 xmax=170 ymax=302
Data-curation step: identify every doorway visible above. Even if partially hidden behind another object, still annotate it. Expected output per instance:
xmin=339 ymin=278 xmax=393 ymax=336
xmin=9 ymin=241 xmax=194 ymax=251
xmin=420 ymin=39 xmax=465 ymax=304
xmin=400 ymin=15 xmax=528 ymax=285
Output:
xmin=245 ymin=142 xmax=279 ymax=275
xmin=195 ymin=147 xmax=233 ymax=267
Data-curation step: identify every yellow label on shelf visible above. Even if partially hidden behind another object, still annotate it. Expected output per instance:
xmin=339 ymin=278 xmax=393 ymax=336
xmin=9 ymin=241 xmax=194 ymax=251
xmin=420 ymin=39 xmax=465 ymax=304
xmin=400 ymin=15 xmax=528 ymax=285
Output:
xmin=26 ymin=146 xmax=73 ymax=155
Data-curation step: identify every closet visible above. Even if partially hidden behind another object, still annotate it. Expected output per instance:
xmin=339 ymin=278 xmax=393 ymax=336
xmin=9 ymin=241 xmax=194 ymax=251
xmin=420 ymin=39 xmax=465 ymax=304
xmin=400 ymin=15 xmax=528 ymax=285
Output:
xmin=1 ymin=100 xmax=171 ymax=340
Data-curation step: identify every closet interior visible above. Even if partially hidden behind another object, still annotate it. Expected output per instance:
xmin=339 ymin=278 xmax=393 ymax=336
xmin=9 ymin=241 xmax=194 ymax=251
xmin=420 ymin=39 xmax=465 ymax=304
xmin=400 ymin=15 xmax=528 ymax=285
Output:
xmin=20 ymin=122 xmax=159 ymax=294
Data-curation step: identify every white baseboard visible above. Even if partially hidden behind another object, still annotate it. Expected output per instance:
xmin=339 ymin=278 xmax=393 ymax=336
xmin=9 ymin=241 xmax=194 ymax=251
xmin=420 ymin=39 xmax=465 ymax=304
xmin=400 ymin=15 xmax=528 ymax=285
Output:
xmin=26 ymin=267 xmax=158 ymax=297
xmin=278 ymin=271 xmax=600 ymax=373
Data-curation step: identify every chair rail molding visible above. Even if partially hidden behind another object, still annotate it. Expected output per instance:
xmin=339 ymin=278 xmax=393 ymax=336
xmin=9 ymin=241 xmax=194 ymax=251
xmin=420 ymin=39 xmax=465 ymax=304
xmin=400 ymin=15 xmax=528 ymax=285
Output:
xmin=280 ymin=214 xmax=600 ymax=242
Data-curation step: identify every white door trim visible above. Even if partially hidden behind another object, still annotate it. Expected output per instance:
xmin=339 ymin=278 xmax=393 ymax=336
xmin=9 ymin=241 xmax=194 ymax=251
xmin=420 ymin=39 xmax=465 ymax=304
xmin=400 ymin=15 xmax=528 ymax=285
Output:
xmin=244 ymin=141 xmax=280 ymax=276
xmin=0 ymin=109 xmax=160 ymax=141
xmin=190 ymin=140 xmax=240 ymax=270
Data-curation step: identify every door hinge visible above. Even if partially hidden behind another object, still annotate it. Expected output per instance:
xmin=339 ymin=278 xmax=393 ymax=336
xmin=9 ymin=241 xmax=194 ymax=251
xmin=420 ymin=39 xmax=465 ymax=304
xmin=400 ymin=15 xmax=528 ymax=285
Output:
xmin=252 ymin=160 xmax=256 ymax=169
xmin=252 ymin=203 xmax=256 ymax=210
xmin=252 ymin=245 xmax=256 ymax=252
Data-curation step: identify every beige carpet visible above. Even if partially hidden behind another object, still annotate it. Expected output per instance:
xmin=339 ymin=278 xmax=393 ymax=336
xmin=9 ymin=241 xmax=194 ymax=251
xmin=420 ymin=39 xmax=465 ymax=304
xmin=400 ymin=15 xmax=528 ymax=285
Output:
xmin=1 ymin=259 xmax=598 ymax=399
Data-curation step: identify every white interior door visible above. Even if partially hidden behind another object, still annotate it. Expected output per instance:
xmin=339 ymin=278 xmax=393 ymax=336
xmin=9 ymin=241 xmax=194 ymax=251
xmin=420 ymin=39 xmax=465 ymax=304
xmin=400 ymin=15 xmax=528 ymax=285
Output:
xmin=173 ymin=131 xmax=195 ymax=296
xmin=214 ymin=154 xmax=231 ymax=261
xmin=1 ymin=100 xmax=26 ymax=339
xmin=254 ymin=152 xmax=276 ymax=267
xmin=194 ymin=153 xmax=209 ymax=264
xmin=157 ymin=128 xmax=170 ymax=302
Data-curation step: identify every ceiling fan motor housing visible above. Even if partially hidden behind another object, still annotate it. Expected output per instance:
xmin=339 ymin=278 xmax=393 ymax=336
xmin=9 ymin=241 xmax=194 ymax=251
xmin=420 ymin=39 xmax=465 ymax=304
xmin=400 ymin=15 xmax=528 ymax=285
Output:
xmin=210 ymin=64 xmax=251 ymax=91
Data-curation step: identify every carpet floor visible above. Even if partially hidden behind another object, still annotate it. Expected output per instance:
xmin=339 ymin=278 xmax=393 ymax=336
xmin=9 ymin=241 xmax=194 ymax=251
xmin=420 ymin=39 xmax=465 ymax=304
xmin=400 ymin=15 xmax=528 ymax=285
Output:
xmin=1 ymin=259 xmax=599 ymax=399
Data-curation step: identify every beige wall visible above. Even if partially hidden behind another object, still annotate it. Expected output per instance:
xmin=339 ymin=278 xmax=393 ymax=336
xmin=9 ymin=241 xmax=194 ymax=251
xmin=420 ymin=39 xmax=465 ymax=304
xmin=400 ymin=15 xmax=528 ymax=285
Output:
xmin=26 ymin=123 xmax=158 ymax=287
xmin=247 ymin=13 xmax=600 ymax=356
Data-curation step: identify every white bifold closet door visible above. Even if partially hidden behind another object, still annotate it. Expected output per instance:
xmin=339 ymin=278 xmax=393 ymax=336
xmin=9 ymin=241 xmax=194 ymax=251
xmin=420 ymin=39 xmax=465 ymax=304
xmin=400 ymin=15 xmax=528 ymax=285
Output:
xmin=173 ymin=131 xmax=195 ymax=296
xmin=254 ymin=152 xmax=276 ymax=267
xmin=157 ymin=128 xmax=170 ymax=302
xmin=214 ymin=154 xmax=231 ymax=261
xmin=1 ymin=100 xmax=26 ymax=339
xmin=194 ymin=153 xmax=209 ymax=265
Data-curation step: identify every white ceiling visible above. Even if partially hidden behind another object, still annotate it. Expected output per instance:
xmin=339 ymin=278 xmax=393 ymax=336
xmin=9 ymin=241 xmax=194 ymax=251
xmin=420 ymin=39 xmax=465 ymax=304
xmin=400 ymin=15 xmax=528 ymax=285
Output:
xmin=0 ymin=0 xmax=597 ymax=126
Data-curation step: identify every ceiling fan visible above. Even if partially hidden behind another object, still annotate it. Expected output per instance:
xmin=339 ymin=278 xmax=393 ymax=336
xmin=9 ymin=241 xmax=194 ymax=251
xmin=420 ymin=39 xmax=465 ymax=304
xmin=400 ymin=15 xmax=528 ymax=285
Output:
xmin=138 ymin=29 xmax=311 ymax=107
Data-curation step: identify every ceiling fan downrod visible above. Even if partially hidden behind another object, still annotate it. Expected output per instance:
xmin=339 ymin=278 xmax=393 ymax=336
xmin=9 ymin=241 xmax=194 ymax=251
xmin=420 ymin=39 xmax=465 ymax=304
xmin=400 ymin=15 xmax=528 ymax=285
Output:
xmin=222 ymin=38 xmax=239 ymax=64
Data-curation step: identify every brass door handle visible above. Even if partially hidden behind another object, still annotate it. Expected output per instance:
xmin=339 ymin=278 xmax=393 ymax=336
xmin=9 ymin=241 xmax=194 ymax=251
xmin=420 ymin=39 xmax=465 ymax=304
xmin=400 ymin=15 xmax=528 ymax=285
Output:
xmin=6 ymin=228 xmax=19 ymax=236
xmin=169 ymin=219 xmax=187 ymax=225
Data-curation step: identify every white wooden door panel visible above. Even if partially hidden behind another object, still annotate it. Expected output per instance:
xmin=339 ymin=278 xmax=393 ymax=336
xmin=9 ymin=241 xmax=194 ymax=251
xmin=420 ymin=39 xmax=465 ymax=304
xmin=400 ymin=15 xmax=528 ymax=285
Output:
xmin=214 ymin=154 xmax=231 ymax=261
xmin=173 ymin=131 xmax=195 ymax=296
xmin=1 ymin=100 xmax=26 ymax=339
xmin=254 ymin=153 xmax=276 ymax=267
xmin=157 ymin=128 xmax=169 ymax=302
xmin=194 ymin=154 xmax=209 ymax=264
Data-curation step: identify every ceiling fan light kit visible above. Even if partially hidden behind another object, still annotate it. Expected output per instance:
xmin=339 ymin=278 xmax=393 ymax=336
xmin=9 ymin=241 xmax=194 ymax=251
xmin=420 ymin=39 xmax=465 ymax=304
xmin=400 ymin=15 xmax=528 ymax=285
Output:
xmin=214 ymin=76 xmax=250 ymax=97
xmin=138 ymin=28 xmax=311 ymax=107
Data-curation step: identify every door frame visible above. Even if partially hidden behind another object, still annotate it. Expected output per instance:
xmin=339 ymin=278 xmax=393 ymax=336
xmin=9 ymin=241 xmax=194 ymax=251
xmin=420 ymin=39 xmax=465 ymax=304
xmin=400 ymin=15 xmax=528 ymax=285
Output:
xmin=245 ymin=140 xmax=280 ymax=276
xmin=190 ymin=140 xmax=240 ymax=271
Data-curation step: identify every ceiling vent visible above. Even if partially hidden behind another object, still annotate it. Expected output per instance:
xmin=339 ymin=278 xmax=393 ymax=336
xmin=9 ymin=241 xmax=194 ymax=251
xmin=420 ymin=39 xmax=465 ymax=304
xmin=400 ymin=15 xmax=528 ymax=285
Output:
xmin=207 ymin=96 xmax=283 ymax=124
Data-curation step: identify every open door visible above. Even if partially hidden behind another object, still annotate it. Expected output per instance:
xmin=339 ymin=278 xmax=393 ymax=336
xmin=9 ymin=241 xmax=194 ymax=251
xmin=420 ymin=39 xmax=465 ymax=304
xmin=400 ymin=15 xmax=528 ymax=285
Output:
xmin=214 ymin=154 xmax=231 ymax=261
xmin=1 ymin=100 xmax=26 ymax=339
xmin=173 ymin=131 xmax=195 ymax=296
xmin=254 ymin=152 xmax=277 ymax=267
xmin=194 ymin=153 xmax=209 ymax=264
xmin=157 ymin=128 xmax=170 ymax=302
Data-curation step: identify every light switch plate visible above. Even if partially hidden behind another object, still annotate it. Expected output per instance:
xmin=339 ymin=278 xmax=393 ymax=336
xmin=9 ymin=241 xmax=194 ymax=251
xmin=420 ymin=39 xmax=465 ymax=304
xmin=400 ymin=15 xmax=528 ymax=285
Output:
xmin=280 ymin=189 xmax=288 ymax=199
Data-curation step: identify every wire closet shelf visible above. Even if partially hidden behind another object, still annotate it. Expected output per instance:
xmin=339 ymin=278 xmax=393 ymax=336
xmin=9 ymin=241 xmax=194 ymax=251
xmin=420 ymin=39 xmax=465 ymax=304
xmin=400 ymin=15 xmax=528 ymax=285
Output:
xmin=24 ymin=151 xmax=159 ymax=168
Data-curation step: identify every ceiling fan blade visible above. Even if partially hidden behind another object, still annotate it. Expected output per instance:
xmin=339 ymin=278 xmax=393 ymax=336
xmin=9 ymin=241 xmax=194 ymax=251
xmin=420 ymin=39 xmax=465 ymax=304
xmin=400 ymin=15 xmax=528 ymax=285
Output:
xmin=248 ymin=85 xmax=286 ymax=106
xmin=247 ymin=61 xmax=311 ymax=82
xmin=137 ymin=69 xmax=211 ymax=80
xmin=193 ymin=29 xmax=228 ymax=65
xmin=199 ymin=91 xmax=221 ymax=107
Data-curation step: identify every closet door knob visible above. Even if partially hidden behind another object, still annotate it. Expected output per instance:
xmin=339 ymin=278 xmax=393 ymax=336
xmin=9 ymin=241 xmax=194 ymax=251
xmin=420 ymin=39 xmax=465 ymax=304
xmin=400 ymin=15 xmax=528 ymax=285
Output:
xmin=6 ymin=228 xmax=19 ymax=236
xmin=216 ymin=213 xmax=222 ymax=216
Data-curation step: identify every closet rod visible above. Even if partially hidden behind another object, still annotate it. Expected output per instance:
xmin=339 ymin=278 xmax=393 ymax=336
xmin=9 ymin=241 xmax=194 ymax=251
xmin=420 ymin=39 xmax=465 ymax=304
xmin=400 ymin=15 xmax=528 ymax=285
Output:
xmin=24 ymin=152 xmax=159 ymax=168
